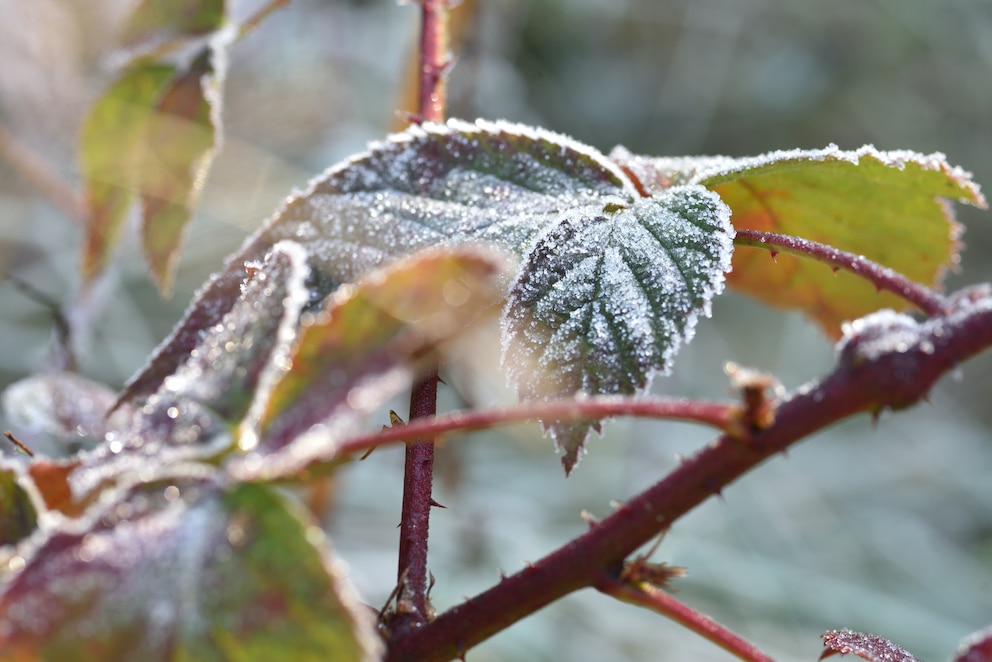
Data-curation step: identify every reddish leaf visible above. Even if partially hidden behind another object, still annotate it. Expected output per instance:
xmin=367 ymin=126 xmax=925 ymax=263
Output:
xmin=0 ymin=474 xmax=382 ymax=661
xmin=25 ymin=458 xmax=82 ymax=518
xmin=236 ymin=245 xmax=507 ymax=480
xmin=955 ymin=625 xmax=992 ymax=662
xmin=70 ymin=242 xmax=308 ymax=502
xmin=820 ymin=629 xmax=922 ymax=662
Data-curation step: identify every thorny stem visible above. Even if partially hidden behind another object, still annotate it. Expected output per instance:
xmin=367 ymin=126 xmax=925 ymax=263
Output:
xmin=734 ymin=229 xmax=948 ymax=316
xmin=0 ymin=119 xmax=85 ymax=228
xmin=393 ymin=0 xmax=451 ymax=636
xmin=330 ymin=397 xmax=737 ymax=462
xmin=596 ymin=575 xmax=775 ymax=662
xmin=385 ymin=293 xmax=992 ymax=661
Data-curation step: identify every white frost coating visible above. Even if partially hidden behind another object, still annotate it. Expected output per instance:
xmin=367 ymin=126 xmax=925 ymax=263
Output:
xmin=835 ymin=309 xmax=920 ymax=360
xmin=500 ymin=184 xmax=734 ymax=467
xmin=612 ymin=143 xmax=986 ymax=207
xmin=123 ymin=118 xmax=644 ymax=405
xmin=238 ymin=241 xmax=311 ymax=452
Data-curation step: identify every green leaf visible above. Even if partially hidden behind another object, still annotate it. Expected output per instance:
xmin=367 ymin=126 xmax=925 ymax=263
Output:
xmin=141 ymin=46 xmax=225 ymax=296
xmin=236 ymin=245 xmax=507 ymax=480
xmin=0 ymin=473 xmax=382 ymax=661
xmin=612 ymin=145 xmax=987 ymax=336
xmin=79 ymin=61 xmax=175 ymax=285
xmin=503 ymin=186 xmax=732 ymax=471
xmin=120 ymin=0 xmax=227 ymax=52
xmin=121 ymin=120 xmax=733 ymax=472
xmin=0 ymin=461 xmax=38 ymax=547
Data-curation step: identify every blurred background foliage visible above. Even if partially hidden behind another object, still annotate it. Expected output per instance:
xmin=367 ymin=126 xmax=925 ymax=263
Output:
xmin=1 ymin=0 xmax=991 ymax=660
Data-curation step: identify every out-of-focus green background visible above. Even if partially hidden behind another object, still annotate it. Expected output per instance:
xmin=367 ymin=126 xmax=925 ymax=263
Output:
xmin=1 ymin=1 xmax=991 ymax=660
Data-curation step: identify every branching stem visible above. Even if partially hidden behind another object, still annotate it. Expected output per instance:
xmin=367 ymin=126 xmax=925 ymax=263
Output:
xmin=734 ymin=229 xmax=948 ymax=316
xmin=385 ymin=293 xmax=992 ymax=661
xmin=596 ymin=575 xmax=775 ymax=662
xmin=332 ymin=396 xmax=737 ymax=461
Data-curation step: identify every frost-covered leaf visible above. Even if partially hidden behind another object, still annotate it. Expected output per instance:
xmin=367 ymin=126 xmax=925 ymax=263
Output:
xmin=72 ymin=242 xmax=309 ymax=501
xmin=502 ymin=186 xmax=732 ymax=471
xmin=0 ymin=473 xmax=381 ymax=661
xmin=79 ymin=61 xmax=175 ymax=285
xmin=0 ymin=462 xmax=38 ymax=546
xmin=612 ymin=145 xmax=987 ymax=337
xmin=141 ymin=46 xmax=226 ymax=296
xmin=820 ymin=629 xmax=922 ymax=662
xmin=1 ymin=372 xmax=125 ymax=457
xmin=121 ymin=119 xmax=733 ymax=473
xmin=236 ymin=245 xmax=507 ymax=481
xmin=120 ymin=0 xmax=226 ymax=52
xmin=955 ymin=624 xmax=992 ymax=662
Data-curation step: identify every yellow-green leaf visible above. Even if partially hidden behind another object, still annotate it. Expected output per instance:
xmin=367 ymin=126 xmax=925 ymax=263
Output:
xmin=141 ymin=47 xmax=224 ymax=296
xmin=120 ymin=0 xmax=227 ymax=53
xmin=612 ymin=145 xmax=987 ymax=336
xmin=79 ymin=61 xmax=175 ymax=285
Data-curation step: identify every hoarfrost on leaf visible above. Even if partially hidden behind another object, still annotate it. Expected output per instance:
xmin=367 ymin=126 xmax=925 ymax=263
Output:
xmin=122 ymin=119 xmax=734 ymax=473
xmin=73 ymin=242 xmax=309 ymax=500
xmin=0 ymin=473 xmax=382 ymax=661
xmin=503 ymin=186 xmax=733 ymax=472
xmin=612 ymin=143 xmax=986 ymax=337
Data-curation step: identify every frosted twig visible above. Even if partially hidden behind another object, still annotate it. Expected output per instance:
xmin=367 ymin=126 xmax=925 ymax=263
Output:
xmin=329 ymin=396 xmax=737 ymax=462
xmin=596 ymin=575 xmax=775 ymax=662
xmin=734 ymin=229 xmax=948 ymax=316
xmin=385 ymin=290 xmax=992 ymax=662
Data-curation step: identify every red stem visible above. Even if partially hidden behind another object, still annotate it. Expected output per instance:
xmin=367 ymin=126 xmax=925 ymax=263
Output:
xmin=596 ymin=575 xmax=775 ymax=662
xmin=385 ymin=294 xmax=992 ymax=661
xmin=392 ymin=0 xmax=450 ymax=635
xmin=734 ymin=229 xmax=948 ymax=316
xmin=394 ymin=369 xmax=440 ymax=630
xmin=417 ymin=0 xmax=449 ymax=125
xmin=332 ymin=396 xmax=737 ymax=461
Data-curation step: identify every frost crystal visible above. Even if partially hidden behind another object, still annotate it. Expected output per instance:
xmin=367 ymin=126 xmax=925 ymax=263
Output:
xmin=121 ymin=119 xmax=735 ymax=473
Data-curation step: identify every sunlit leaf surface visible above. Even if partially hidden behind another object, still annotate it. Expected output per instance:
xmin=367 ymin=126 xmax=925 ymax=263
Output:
xmin=79 ymin=62 xmax=175 ymax=285
xmin=237 ymin=245 xmax=507 ymax=480
xmin=502 ymin=186 xmax=732 ymax=471
xmin=0 ymin=475 xmax=381 ymax=661
xmin=71 ymin=242 xmax=309 ymax=501
xmin=123 ymin=120 xmax=733 ymax=472
xmin=120 ymin=0 xmax=227 ymax=51
xmin=612 ymin=145 xmax=987 ymax=336
xmin=820 ymin=629 xmax=922 ymax=662
xmin=141 ymin=46 xmax=225 ymax=295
